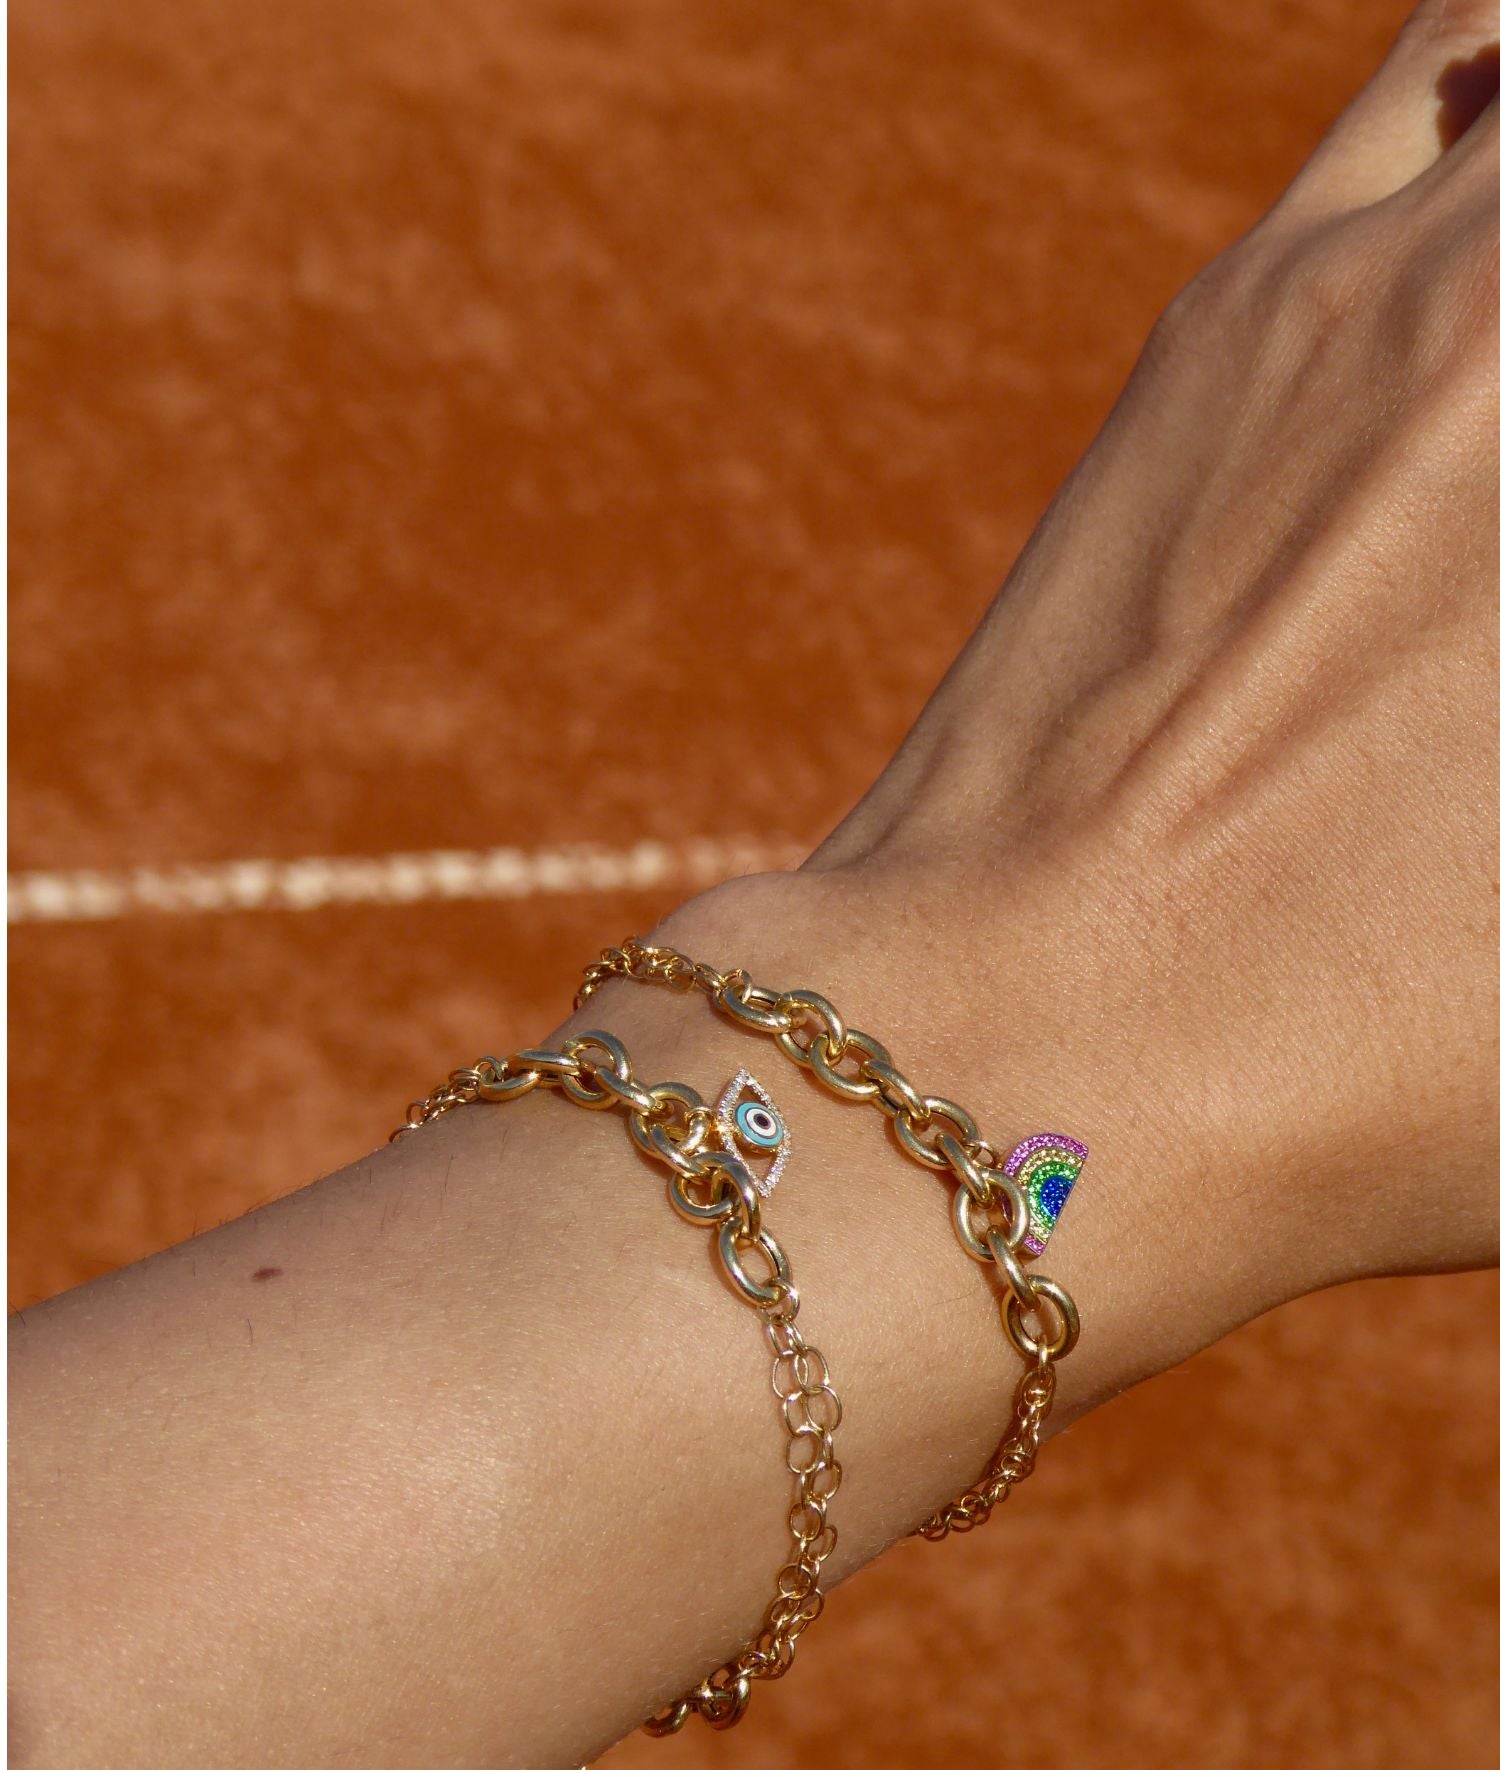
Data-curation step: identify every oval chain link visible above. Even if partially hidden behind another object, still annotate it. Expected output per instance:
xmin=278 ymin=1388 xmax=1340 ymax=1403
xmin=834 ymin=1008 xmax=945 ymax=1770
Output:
xmin=577 ymin=937 xmax=1082 ymax=1538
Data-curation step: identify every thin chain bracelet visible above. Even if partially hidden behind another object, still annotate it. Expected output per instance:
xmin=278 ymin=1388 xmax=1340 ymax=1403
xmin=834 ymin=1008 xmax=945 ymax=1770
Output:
xmin=392 ymin=1029 xmax=842 ymax=1736
xmin=578 ymin=938 xmax=1085 ymax=1539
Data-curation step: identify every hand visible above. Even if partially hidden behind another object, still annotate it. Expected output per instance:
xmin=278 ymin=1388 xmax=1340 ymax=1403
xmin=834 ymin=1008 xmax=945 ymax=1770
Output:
xmin=666 ymin=0 xmax=1500 ymax=1410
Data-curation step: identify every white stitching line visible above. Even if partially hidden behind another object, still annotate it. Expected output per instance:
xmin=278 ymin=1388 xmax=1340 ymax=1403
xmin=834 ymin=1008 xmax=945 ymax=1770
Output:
xmin=8 ymin=837 xmax=806 ymax=925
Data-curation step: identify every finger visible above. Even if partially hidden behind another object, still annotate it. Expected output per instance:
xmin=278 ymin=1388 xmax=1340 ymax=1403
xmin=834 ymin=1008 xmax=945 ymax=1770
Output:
xmin=1276 ymin=0 xmax=1500 ymax=221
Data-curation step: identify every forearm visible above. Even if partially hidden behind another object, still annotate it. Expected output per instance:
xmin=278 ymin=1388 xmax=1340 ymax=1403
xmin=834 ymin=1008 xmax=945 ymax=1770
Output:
xmin=8 ymin=869 xmax=1281 ymax=1770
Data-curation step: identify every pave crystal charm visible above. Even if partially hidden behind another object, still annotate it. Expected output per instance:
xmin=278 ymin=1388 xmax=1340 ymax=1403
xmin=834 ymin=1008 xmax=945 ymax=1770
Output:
xmin=1004 ymin=1133 xmax=1088 ymax=1256
xmin=716 ymin=1068 xmax=790 ymax=1197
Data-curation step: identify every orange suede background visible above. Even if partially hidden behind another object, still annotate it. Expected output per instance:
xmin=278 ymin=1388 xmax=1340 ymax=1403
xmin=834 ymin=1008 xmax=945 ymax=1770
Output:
xmin=10 ymin=2 xmax=1500 ymax=1765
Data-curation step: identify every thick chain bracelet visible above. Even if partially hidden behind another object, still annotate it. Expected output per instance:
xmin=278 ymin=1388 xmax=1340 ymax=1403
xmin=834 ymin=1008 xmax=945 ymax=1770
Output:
xmin=577 ymin=938 xmax=1084 ymax=1540
xmin=392 ymin=1029 xmax=842 ymax=1736
xmin=392 ymin=935 xmax=1083 ymax=1739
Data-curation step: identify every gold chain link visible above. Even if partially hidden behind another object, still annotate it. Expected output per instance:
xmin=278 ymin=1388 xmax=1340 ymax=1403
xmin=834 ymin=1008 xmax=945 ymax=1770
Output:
xmin=576 ymin=937 xmax=1080 ymax=1539
xmin=392 ymin=1029 xmax=841 ymax=1735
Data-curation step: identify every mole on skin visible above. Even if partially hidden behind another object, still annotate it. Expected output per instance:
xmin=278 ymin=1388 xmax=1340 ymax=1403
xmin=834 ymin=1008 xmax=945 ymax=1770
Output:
xmin=251 ymin=1267 xmax=284 ymax=1282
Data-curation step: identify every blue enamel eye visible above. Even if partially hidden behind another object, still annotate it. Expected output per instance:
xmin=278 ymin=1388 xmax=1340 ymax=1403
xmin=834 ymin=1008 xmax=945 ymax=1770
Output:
xmin=734 ymin=1098 xmax=784 ymax=1150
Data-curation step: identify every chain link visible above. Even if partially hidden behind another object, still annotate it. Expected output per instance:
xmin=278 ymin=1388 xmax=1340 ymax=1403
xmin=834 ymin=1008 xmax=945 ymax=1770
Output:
xmin=911 ymin=1349 xmax=1057 ymax=1538
xmin=393 ymin=1027 xmax=840 ymax=1735
xmin=577 ymin=937 xmax=1081 ymax=1537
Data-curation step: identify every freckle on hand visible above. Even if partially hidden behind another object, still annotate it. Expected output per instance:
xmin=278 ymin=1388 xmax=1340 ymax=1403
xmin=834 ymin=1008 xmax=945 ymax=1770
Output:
xmin=251 ymin=1267 xmax=284 ymax=1282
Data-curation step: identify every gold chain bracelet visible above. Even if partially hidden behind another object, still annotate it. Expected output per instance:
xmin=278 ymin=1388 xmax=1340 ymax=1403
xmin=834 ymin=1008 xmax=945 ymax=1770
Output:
xmin=392 ymin=1028 xmax=842 ymax=1736
xmin=392 ymin=935 xmax=1085 ymax=1739
xmin=577 ymin=937 xmax=1086 ymax=1540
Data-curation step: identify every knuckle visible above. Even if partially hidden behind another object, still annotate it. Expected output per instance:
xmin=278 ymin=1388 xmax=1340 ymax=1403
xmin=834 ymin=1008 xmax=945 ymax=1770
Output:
xmin=1365 ymin=207 xmax=1500 ymax=385
xmin=1141 ymin=222 xmax=1371 ymax=377
xmin=1267 ymin=225 xmax=1370 ymax=334
xmin=1248 ymin=208 xmax=1500 ymax=387
xmin=1141 ymin=239 xmax=1259 ymax=368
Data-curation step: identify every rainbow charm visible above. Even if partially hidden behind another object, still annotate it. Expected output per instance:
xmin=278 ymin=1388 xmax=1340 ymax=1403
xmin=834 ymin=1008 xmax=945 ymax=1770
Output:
xmin=1005 ymin=1133 xmax=1088 ymax=1256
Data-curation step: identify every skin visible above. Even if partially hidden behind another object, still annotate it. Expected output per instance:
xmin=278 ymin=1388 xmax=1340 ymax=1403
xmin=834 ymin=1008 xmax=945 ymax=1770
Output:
xmin=9 ymin=3 xmax=1500 ymax=1765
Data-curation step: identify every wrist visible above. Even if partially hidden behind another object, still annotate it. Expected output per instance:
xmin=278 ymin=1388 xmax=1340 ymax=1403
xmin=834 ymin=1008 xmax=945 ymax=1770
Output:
xmin=630 ymin=865 xmax=1296 ymax=1444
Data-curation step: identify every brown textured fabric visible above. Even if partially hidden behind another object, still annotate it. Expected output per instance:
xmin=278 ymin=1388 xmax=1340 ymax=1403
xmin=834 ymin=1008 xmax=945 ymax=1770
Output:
xmin=10 ymin=2 xmax=1499 ymax=1765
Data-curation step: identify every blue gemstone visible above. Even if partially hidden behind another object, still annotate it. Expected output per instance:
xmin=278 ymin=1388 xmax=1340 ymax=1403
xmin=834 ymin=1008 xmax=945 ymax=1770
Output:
xmin=1037 ymin=1171 xmax=1075 ymax=1217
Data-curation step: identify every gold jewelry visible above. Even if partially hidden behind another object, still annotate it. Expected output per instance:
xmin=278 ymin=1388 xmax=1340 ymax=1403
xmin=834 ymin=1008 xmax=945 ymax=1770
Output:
xmin=577 ymin=938 xmax=1085 ymax=1539
xmin=392 ymin=935 xmax=1084 ymax=1740
xmin=393 ymin=1028 xmax=841 ymax=1736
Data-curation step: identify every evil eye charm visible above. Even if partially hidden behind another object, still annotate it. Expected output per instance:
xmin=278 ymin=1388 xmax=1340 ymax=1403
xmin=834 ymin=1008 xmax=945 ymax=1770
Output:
xmin=716 ymin=1069 xmax=790 ymax=1197
xmin=1004 ymin=1133 xmax=1088 ymax=1256
xmin=734 ymin=1098 xmax=784 ymax=1151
